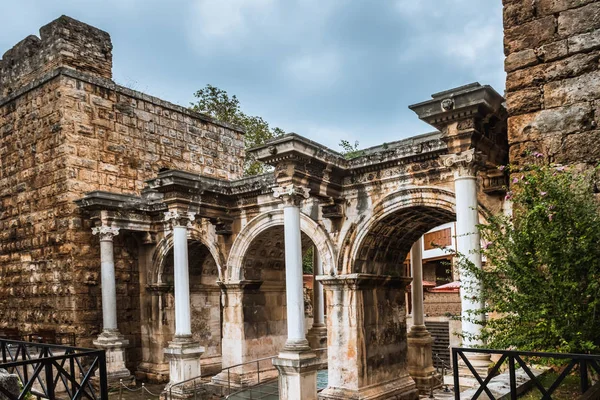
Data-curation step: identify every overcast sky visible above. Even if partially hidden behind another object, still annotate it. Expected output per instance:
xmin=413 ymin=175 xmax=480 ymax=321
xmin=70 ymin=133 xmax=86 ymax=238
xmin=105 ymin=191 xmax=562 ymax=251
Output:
xmin=2 ymin=0 xmax=505 ymax=150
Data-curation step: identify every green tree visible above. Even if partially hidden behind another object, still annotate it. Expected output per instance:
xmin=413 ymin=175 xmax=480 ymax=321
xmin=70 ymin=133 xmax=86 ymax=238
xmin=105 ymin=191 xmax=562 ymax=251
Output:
xmin=190 ymin=84 xmax=284 ymax=175
xmin=459 ymin=160 xmax=600 ymax=353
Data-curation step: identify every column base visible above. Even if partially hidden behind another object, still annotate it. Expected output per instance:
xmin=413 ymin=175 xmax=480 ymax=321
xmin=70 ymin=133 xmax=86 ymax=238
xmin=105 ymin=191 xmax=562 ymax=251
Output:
xmin=163 ymin=336 xmax=204 ymax=391
xmin=273 ymin=347 xmax=320 ymax=400
xmin=407 ymin=325 xmax=440 ymax=394
xmin=458 ymin=352 xmax=492 ymax=379
xmin=93 ymin=331 xmax=133 ymax=386
xmin=318 ymin=374 xmax=418 ymax=400
xmin=135 ymin=361 xmax=170 ymax=384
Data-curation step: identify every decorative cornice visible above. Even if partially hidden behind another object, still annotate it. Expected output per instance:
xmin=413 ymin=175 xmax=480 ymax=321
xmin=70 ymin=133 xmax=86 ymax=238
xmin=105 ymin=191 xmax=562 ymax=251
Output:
xmin=273 ymin=184 xmax=310 ymax=207
xmin=164 ymin=210 xmax=196 ymax=228
xmin=439 ymin=149 xmax=486 ymax=178
xmin=92 ymin=225 xmax=120 ymax=241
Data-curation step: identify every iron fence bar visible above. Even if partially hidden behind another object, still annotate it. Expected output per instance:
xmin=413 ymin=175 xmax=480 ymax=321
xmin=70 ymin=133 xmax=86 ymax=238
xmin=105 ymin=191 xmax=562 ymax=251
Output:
xmin=18 ymin=356 xmax=45 ymax=399
xmin=72 ymin=351 xmax=101 ymax=399
xmin=453 ymin=347 xmax=600 ymax=361
xmin=52 ymin=358 xmax=91 ymax=399
xmin=72 ymin=356 xmax=99 ymax=400
xmin=98 ymin=351 xmax=109 ymax=400
xmin=70 ymin=354 xmax=77 ymax=397
xmin=508 ymin=356 xmax=517 ymax=400
xmin=542 ymin=359 xmax=576 ymax=400
xmin=581 ymin=359 xmax=589 ymax=393
xmin=470 ymin=354 xmax=508 ymax=400
xmin=45 ymin=356 xmax=55 ymax=400
xmin=513 ymin=354 xmax=548 ymax=397
xmin=590 ymin=360 xmax=600 ymax=375
xmin=452 ymin=348 xmax=460 ymax=400
xmin=456 ymin=350 xmax=496 ymax=400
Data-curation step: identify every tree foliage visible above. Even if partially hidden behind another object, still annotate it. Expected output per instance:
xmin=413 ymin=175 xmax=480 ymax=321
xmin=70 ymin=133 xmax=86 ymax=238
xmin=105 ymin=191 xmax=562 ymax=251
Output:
xmin=338 ymin=139 xmax=364 ymax=159
xmin=190 ymin=84 xmax=284 ymax=175
xmin=460 ymin=160 xmax=600 ymax=353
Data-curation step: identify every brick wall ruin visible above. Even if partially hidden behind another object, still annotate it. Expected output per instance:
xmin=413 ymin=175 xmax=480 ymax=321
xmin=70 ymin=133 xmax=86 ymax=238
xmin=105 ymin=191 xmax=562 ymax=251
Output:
xmin=504 ymin=0 xmax=600 ymax=183
xmin=0 ymin=16 xmax=245 ymax=358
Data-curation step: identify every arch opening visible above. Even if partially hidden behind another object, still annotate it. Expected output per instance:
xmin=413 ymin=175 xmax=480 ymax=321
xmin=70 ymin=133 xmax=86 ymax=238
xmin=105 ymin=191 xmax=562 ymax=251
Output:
xmin=353 ymin=206 xmax=456 ymax=276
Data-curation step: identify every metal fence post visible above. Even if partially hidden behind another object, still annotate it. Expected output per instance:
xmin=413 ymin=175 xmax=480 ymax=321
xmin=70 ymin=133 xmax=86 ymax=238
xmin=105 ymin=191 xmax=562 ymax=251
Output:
xmin=509 ymin=355 xmax=517 ymax=400
xmin=98 ymin=350 xmax=109 ymax=400
xmin=581 ymin=359 xmax=589 ymax=393
xmin=452 ymin=348 xmax=460 ymax=400
xmin=119 ymin=379 xmax=123 ymax=400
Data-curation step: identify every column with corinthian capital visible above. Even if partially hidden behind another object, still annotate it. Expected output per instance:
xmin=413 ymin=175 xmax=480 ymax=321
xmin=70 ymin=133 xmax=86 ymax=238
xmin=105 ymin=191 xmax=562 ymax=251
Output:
xmin=271 ymin=184 xmax=319 ymax=400
xmin=162 ymin=211 xmax=204 ymax=391
xmin=440 ymin=149 xmax=490 ymax=374
xmin=92 ymin=225 xmax=133 ymax=383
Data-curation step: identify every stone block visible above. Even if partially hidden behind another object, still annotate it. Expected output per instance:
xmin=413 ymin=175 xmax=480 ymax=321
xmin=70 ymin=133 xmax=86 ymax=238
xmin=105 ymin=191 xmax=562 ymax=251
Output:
xmin=537 ymin=0 xmax=596 ymax=15
xmin=544 ymin=70 xmax=600 ymax=108
xmin=568 ymin=30 xmax=600 ymax=54
xmin=538 ymin=40 xmax=568 ymax=62
xmin=506 ymin=87 xmax=542 ymax=115
xmin=508 ymin=102 xmax=592 ymax=144
xmin=0 ymin=368 xmax=20 ymax=400
xmin=504 ymin=16 xmax=557 ymax=54
xmin=559 ymin=130 xmax=600 ymax=163
xmin=505 ymin=49 xmax=538 ymax=72
xmin=558 ymin=2 xmax=600 ymax=37
xmin=504 ymin=1 xmax=537 ymax=29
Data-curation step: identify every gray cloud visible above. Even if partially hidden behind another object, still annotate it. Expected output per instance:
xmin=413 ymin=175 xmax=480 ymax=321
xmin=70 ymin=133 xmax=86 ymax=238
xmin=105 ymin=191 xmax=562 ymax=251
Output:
xmin=1 ymin=0 xmax=505 ymax=150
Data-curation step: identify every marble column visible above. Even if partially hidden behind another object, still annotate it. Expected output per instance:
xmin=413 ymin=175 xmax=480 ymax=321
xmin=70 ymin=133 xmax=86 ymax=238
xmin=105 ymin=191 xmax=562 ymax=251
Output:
xmin=407 ymin=237 xmax=438 ymax=393
xmin=92 ymin=225 xmax=133 ymax=383
xmin=307 ymin=248 xmax=327 ymax=354
xmin=272 ymin=184 xmax=319 ymax=400
xmin=440 ymin=149 xmax=489 ymax=373
xmin=163 ymin=211 xmax=204 ymax=391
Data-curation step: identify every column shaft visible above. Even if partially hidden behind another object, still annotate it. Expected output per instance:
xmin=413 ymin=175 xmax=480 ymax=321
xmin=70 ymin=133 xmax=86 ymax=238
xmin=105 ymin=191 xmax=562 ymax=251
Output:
xmin=312 ymin=249 xmax=325 ymax=327
xmin=283 ymin=204 xmax=305 ymax=343
xmin=455 ymin=174 xmax=483 ymax=347
xmin=100 ymin=238 xmax=118 ymax=332
xmin=410 ymin=237 xmax=424 ymax=327
xmin=173 ymin=225 xmax=192 ymax=337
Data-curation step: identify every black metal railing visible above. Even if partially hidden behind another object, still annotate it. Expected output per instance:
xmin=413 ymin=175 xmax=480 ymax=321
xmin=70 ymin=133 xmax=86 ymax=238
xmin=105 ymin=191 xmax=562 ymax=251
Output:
xmin=0 ymin=338 xmax=108 ymax=400
xmin=452 ymin=347 xmax=600 ymax=400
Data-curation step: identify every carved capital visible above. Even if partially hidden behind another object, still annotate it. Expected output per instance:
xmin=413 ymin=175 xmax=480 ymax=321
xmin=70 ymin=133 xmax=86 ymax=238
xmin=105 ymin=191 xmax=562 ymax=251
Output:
xmin=273 ymin=184 xmax=310 ymax=207
xmin=439 ymin=149 xmax=486 ymax=178
xmin=92 ymin=225 xmax=120 ymax=241
xmin=164 ymin=210 xmax=196 ymax=229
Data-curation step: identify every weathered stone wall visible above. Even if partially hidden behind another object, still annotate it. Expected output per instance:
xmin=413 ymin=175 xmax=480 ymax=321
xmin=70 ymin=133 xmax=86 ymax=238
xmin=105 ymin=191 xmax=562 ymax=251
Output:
xmin=0 ymin=16 xmax=112 ymax=98
xmin=0 ymin=15 xmax=244 ymax=362
xmin=423 ymin=292 xmax=461 ymax=317
xmin=504 ymin=0 xmax=600 ymax=177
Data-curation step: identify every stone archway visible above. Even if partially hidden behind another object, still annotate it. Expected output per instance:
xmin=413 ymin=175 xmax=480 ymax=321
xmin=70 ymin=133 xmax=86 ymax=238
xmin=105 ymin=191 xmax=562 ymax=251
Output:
xmin=139 ymin=232 xmax=224 ymax=380
xmin=226 ymin=209 xmax=337 ymax=281
xmin=320 ymin=187 xmax=457 ymax=400
xmin=217 ymin=209 xmax=336 ymax=385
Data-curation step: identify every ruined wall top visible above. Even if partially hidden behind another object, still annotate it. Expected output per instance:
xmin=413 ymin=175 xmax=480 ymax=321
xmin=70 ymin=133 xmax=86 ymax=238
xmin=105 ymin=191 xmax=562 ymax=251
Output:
xmin=0 ymin=15 xmax=112 ymax=98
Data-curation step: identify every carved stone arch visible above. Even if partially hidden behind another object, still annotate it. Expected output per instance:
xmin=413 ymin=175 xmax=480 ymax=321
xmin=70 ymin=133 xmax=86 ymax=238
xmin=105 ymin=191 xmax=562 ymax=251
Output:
xmin=338 ymin=186 xmax=458 ymax=275
xmin=226 ymin=209 xmax=337 ymax=282
xmin=152 ymin=227 xmax=225 ymax=285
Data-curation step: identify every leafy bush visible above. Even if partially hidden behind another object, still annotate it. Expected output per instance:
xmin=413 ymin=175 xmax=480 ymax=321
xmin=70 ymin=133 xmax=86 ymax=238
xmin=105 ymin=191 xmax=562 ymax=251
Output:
xmin=460 ymin=160 xmax=600 ymax=354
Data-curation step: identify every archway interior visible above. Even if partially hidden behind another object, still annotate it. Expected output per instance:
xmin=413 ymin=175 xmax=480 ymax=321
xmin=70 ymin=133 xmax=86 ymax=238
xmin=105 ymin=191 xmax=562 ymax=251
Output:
xmin=354 ymin=205 xmax=456 ymax=276
xmin=162 ymin=240 xmax=222 ymax=370
xmin=240 ymin=225 xmax=315 ymax=359
xmin=350 ymin=205 xmax=456 ymax=385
